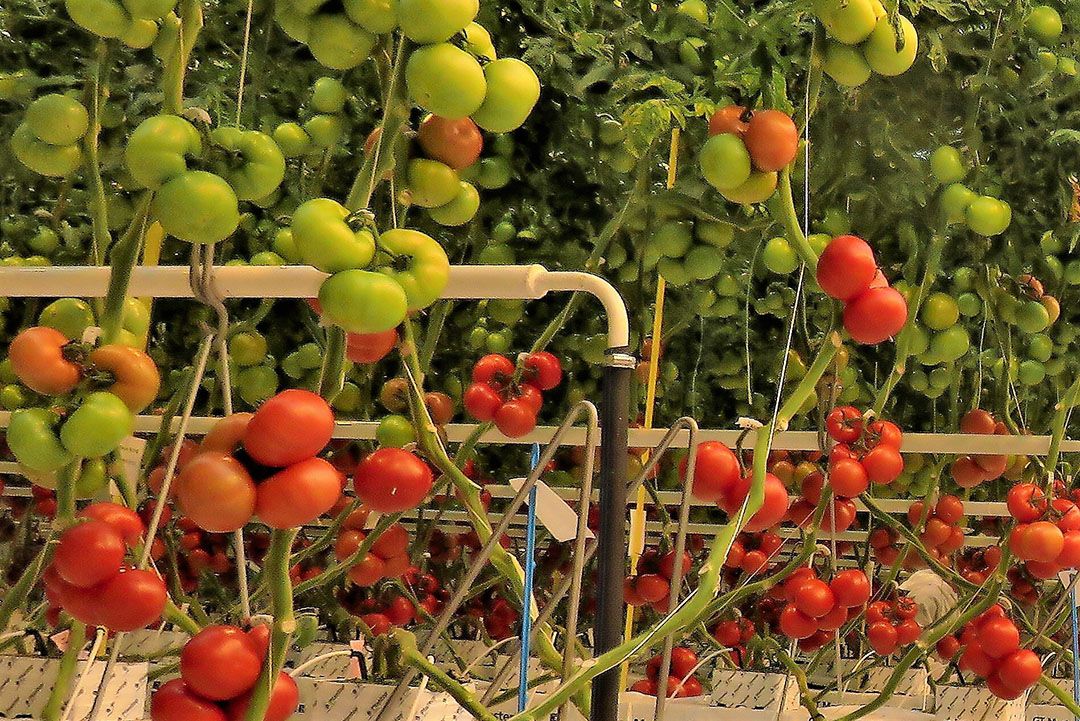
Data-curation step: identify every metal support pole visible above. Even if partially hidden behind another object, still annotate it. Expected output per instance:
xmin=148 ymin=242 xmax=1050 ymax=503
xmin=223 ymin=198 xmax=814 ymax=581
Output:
xmin=590 ymin=348 xmax=633 ymax=721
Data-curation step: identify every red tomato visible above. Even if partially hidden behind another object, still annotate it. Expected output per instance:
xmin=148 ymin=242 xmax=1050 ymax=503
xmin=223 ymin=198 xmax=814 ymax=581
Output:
xmin=348 ymin=554 xmax=386 ymax=586
xmin=779 ymin=605 xmax=818 ymax=639
xmin=743 ymin=110 xmax=798 ymax=172
xmin=243 ymin=389 xmax=334 ymax=467
xmin=1058 ymin=530 xmax=1080 ymax=568
xmin=712 ymin=620 xmax=741 ymax=646
xmin=417 ymin=115 xmax=483 ymax=169
xmin=151 ymin=679 xmax=227 ymax=721
xmin=225 ymin=672 xmax=298 ymax=721
xmin=256 ymin=457 xmax=343 ymax=528
xmin=199 ymin=413 xmax=253 ymax=455
xmin=176 ymin=453 xmax=257 ymax=533
xmin=821 ymin=498 xmax=857 ymax=532
xmin=825 ymin=405 xmax=863 ymax=443
xmin=867 ymin=419 xmax=903 ymax=448
xmin=951 ymin=456 xmax=989 ymax=488
xmin=830 ymin=569 xmax=870 ymax=608
xmin=783 ymin=567 xmax=818 ymax=601
xmin=720 ymin=472 xmax=789 ymax=532
xmin=816 ymin=235 xmax=877 ymax=301
xmin=384 ymin=595 xmax=415 ymax=625
xmin=79 ymin=502 xmax=146 ymax=547
xmin=463 ymin=382 xmax=502 ymax=421
xmin=680 ymin=441 xmax=740 ymax=503
xmin=936 ymin=635 xmax=960 ymax=661
xmin=1015 ymin=521 xmax=1064 ymax=563
xmin=861 ymin=445 xmax=904 ymax=484
xmin=960 ymin=641 xmax=994 ymax=677
xmin=181 ymin=625 xmax=263 ymax=701
xmin=935 ymin=495 xmax=965 ymax=525
xmin=346 ymin=329 xmax=398 ymax=363
xmin=987 ymin=672 xmax=1027 ymax=700
xmin=516 ymin=384 xmax=543 ymax=414
xmin=95 ymin=568 xmax=168 ymax=631
xmin=523 ymin=351 xmax=563 ymax=390
xmin=371 ymin=523 xmax=410 ymax=559
xmin=1006 ymin=483 xmax=1047 ymax=523
xmin=635 ymin=574 xmax=670 ymax=603
xmin=867 ymin=621 xmax=899 ymax=655
xmin=708 ymin=105 xmax=749 ymax=136
xmin=8 ymin=326 xmax=81 ymax=395
xmin=494 ymin=399 xmax=537 ymax=438
xmin=996 ymin=649 xmax=1042 ymax=692
xmin=472 ymin=354 xmax=515 ymax=386
xmin=353 ymin=448 xmax=434 ymax=512
xmin=960 ymin=409 xmax=997 ymax=434
xmin=793 ymin=578 xmax=836 ymax=618
xmin=829 ymin=458 xmax=869 ymax=497
xmin=54 ymin=521 xmax=125 ymax=588
xmin=361 ymin=613 xmax=392 ymax=635
xmin=816 ymin=604 xmax=848 ymax=632
xmin=895 ymin=619 xmax=921 ymax=646
xmin=844 ymin=287 xmax=908 ymax=344
xmin=669 ymin=646 xmax=699 ymax=678
xmin=979 ymin=617 xmax=1020 ymax=659
xmin=630 ymin=678 xmax=658 ymax=695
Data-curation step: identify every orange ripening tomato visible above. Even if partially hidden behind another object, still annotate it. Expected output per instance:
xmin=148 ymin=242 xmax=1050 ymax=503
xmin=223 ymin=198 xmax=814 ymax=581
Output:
xmin=176 ymin=453 xmax=257 ymax=532
xmin=743 ymin=110 xmax=798 ymax=172
xmin=89 ymin=344 xmax=160 ymax=412
xmin=8 ymin=326 xmax=81 ymax=395
xmin=198 ymin=412 xmax=253 ymax=455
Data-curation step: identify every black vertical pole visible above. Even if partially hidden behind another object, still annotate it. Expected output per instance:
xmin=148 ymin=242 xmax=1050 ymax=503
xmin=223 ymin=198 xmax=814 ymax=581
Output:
xmin=590 ymin=347 xmax=633 ymax=721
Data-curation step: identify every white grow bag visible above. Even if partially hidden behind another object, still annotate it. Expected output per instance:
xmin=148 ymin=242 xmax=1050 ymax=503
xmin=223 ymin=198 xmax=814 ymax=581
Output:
xmin=0 ymin=656 xmax=147 ymax=721
xmin=934 ymin=685 xmax=1027 ymax=721
xmin=1027 ymin=677 xmax=1074 ymax=721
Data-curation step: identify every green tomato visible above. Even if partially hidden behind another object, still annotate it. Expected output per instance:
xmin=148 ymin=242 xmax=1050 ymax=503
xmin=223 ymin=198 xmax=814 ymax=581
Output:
xmin=406 ymin=43 xmax=486 ymax=119
xmin=122 ymin=298 xmax=151 ymax=338
xmin=343 ymin=0 xmax=398 ymax=33
xmin=210 ymin=127 xmax=286 ymax=201
xmin=319 ymin=269 xmax=409 ymax=333
xmin=699 ymin=133 xmax=752 ymax=191
xmin=250 ymin=250 xmax=284 ymax=265
xmin=74 ymin=458 xmax=110 ymax=498
xmin=64 ymin=0 xmax=130 ymax=40
xmin=489 ymin=299 xmax=524 ymax=324
xmin=377 ymin=228 xmax=449 ymax=311
xmin=154 ymin=171 xmax=240 ymax=245
xmin=1038 ymin=51 xmax=1059 ymax=71
xmin=40 ymin=298 xmax=96 ymax=339
xmin=407 ymin=159 xmax=460 ymax=208
xmin=920 ymin=292 xmax=959 ymax=330
xmin=956 ymin=292 xmax=982 ymax=317
xmin=952 ymin=266 xmax=976 ymax=291
xmin=1026 ymin=5 xmax=1063 ymax=43
xmin=291 ymin=198 xmax=376 ymax=272
xmin=9 ymin=408 xmax=72 ymax=472
xmin=307 ymin=15 xmax=375 ymax=70
xmin=60 ymin=392 xmax=133 ymax=458
xmin=11 ymin=123 xmax=83 ymax=177
xmin=305 ymin=114 xmax=346 ymax=148
xmin=311 ymin=76 xmax=348 ymax=113
xmin=485 ymin=329 xmax=512 ymax=353
xmin=1016 ymin=300 xmax=1050 ymax=334
xmin=820 ymin=207 xmax=851 ymax=236
xmin=333 ymin=381 xmax=362 ymax=413
xmin=106 ymin=194 xmax=135 ymax=231
xmin=763 ymin=236 xmax=799 ymax=274
xmin=397 ymin=0 xmax=477 ymax=43
xmin=273 ymin=228 xmax=302 ymax=263
xmin=273 ymin=122 xmax=313 ymax=158
xmin=863 ymin=15 xmax=918 ymax=77
xmin=929 ymin=146 xmax=965 ymax=184
xmin=1018 ymin=359 xmax=1046 ymax=386
xmin=1059 ymin=57 xmax=1078 ymax=76
xmin=477 ymin=244 xmax=515 ymax=264
xmin=823 ymin=42 xmax=871 ymax=87
xmin=598 ymin=118 xmax=623 ymax=146
xmin=684 ymin=245 xmax=724 ymax=280
xmin=928 ymin=365 xmax=953 ymax=390
xmin=28 ymin=227 xmax=60 ymax=255
xmin=470 ymin=58 xmax=541 ymax=133
xmin=1028 ymin=333 xmax=1053 ymax=362
xmin=908 ymin=323 xmax=930 ymax=356
xmin=930 ymin=325 xmax=969 ymax=363
xmin=676 ymin=0 xmax=708 ymax=23
xmin=1065 ymin=259 xmax=1080 ymax=286
xmin=807 ymin=233 xmax=831 ymax=255
xmin=429 ymin=182 xmax=480 ymax=226
xmin=464 ymin=22 xmax=496 ymax=61
xmin=26 ymin=94 xmax=89 ymax=146
xmin=476 ymin=157 xmax=512 ymax=189
xmin=720 ymin=170 xmax=777 ymax=205
xmin=696 ymin=221 xmax=734 ymax=249
xmin=965 ymin=196 xmax=1011 ymax=236
xmin=122 ymin=0 xmax=176 ymax=20
xmin=940 ymin=183 xmax=976 ymax=225
xmin=654 ymin=221 xmax=693 ymax=257
xmin=657 ymin=257 xmax=691 ymax=286
xmin=468 ymin=326 xmax=488 ymax=349
xmin=492 ymin=220 xmax=516 ymax=243
xmin=376 ymin=414 xmax=416 ymax=447
xmin=237 ymin=365 xmax=279 ymax=405
xmin=229 ymin=331 xmax=268 ymax=366
xmin=125 ymin=114 xmax=201 ymax=189
xmin=0 ymin=360 xmax=17 ymax=385
xmin=816 ymin=0 xmax=877 ymax=44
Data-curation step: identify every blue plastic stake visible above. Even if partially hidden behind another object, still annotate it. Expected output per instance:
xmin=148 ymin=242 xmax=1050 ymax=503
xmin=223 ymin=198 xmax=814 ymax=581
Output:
xmin=1071 ymin=584 xmax=1079 ymax=720
xmin=518 ymin=443 xmax=541 ymax=713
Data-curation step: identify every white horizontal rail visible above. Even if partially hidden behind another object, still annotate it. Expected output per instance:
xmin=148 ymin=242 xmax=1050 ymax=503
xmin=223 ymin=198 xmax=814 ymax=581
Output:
xmin=0 ymin=264 xmax=630 ymax=347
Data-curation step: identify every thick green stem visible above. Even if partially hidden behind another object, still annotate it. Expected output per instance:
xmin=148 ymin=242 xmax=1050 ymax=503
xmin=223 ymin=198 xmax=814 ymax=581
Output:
xmin=100 ymin=193 xmax=152 ymax=344
xmin=1046 ymin=373 xmax=1080 ymax=475
xmin=770 ymin=167 xmax=818 ymax=271
xmin=83 ymin=41 xmax=113 ymax=265
xmin=394 ymin=628 xmax=499 ymax=721
xmin=162 ymin=0 xmax=203 ymax=114
xmin=317 ymin=326 xmax=347 ymax=403
xmin=244 ymin=528 xmax=297 ymax=721
xmin=41 ymin=622 xmax=87 ymax=721
xmin=1040 ymin=674 xmax=1080 ymax=717
xmin=163 ymin=599 xmax=201 ymax=635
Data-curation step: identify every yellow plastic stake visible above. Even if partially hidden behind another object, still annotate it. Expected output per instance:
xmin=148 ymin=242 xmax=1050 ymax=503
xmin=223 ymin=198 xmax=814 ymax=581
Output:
xmin=621 ymin=128 xmax=679 ymax=685
xmin=138 ymin=221 xmax=165 ymax=348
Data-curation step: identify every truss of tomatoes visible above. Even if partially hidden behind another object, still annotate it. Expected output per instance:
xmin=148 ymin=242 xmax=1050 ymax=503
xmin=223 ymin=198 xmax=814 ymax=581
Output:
xmin=338 ymin=565 xmax=448 ymax=636
xmin=699 ymin=106 xmax=798 ymax=206
xmin=864 ymin=596 xmax=923 ymax=656
xmin=1006 ymin=480 xmax=1080 ymax=579
xmin=629 ymin=647 xmax=704 ymax=698
xmin=950 ymin=409 xmax=1014 ymax=488
xmin=816 ymin=234 xmax=908 ymax=345
xmin=623 ymin=547 xmax=693 ymax=611
xmin=44 ymin=502 xmax=167 ymax=632
xmin=463 ymin=351 xmax=563 ymax=437
xmin=939 ymin=605 xmax=1042 ymax=700
xmin=778 ymin=568 xmax=872 ymax=653
xmin=151 ymin=624 xmax=299 ymax=721
xmin=334 ymin=513 xmax=412 ymax=588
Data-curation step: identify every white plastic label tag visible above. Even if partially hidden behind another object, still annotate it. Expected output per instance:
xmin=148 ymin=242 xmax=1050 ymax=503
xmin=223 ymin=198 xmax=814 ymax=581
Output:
xmin=508 ymin=477 xmax=595 ymax=543
xmin=81 ymin=326 xmax=102 ymax=345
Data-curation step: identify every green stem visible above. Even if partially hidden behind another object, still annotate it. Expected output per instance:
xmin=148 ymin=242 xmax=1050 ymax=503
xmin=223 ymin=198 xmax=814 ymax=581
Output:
xmin=244 ymin=528 xmax=297 ymax=721
xmin=100 ymin=192 xmax=152 ymax=344
xmin=162 ymin=0 xmax=203 ymax=114
xmin=1046 ymin=373 xmax=1080 ymax=476
xmin=0 ymin=540 xmax=54 ymax=633
xmin=83 ymin=40 xmax=113 ymax=266
xmin=394 ymin=628 xmax=498 ymax=721
xmin=1040 ymin=674 xmax=1080 ymax=717
xmin=317 ymin=326 xmax=347 ymax=402
xmin=770 ymin=167 xmax=818 ymax=271
xmin=41 ymin=622 xmax=87 ymax=721
xmin=163 ymin=599 xmax=201 ymax=635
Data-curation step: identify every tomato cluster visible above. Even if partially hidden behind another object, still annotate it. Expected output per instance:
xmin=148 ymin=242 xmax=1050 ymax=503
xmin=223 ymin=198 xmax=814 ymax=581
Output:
xmin=723 ymin=531 xmax=784 ymax=577
xmin=152 ymin=624 xmax=299 ymax=721
xmin=817 ymin=0 xmax=918 ymax=87
xmin=950 ymin=409 xmax=1013 ymax=487
xmin=463 ymin=351 xmax=563 ymax=438
xmin=64 ymin=0 xmax=176 ymax=48
xmin=817 ymin=235 xmax=908 ymax=344
xmin=778 ymin=568 xmax=870 ymax=652
xmin=865 ymin=596 xmax=922 ymax=655
xmin=931 ymin=146 xmax=1012 ymax=237
xmin=44 ymin=502 xmax=167 ymax=632
xmin=1006 ymin=481 xmax=1080 ymax=579
xmin=945 ymin=605 xmax=1042 ymax=700
xmin=335 ymin=511 xmax=412 ymax=588
xmin=623 ymin=548 xmax=693 ymax=611
xmin=405 ymin=115 xmax=484 ymax=226
xmin=699 ymin=106 xmax=797 ymax=205
xmin=163 ymin=390 xmax=342 ymax=532
xmin=11 ymin=94 xmax=89 ymax=177
xmin=907 ymin=495 xmax=966 ymax=555
xmin=465 ymin=591 xmax=521 ymax=640
xmin=629 ymin=647 xmax=703 ymax=697
xmin=272 ymin=77 xmax=350 ymax=163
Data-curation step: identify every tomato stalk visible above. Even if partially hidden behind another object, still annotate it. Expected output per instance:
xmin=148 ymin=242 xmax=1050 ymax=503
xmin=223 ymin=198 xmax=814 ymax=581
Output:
xmin=1041 ymin=674 xmax=1080 ymax=717
xmin=40 ymin=621 xmax=87 ymax=721
xmin=0 ymin=538 xmax=53 ymax=633
xmin=82 ymin=40 xmax=113 ymax=266
xmin=161 ymin=0 xmax=203 ymax=114
xmin=99 ymin=192 xmax=152 ymax=344
xmin=770 ymin=167 xmax=819 ymax=271
xmin=393 ymin=628 xmax=499 ymax=721
xmin=289 ymin=511 xmax=406 ymax=596
xmin=1044 ymin=373 xmax=1080 ymax=479
xmin=767 ymin=637 xmax=825 ymax=721
xmin=243 ymin=528 xmax=297 ymax=721
xmin=316 ymin=326 xmax=347 ymax=403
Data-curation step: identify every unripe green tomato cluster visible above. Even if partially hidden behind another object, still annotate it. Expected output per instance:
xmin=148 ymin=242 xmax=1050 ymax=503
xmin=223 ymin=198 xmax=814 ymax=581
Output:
xmin=929 ymin=147 xmax=1012 ymax=237
xmin=817 ymin=0 xmax=919 ymax=87
xmin=273 ymin=77 xmax=350 ymax=160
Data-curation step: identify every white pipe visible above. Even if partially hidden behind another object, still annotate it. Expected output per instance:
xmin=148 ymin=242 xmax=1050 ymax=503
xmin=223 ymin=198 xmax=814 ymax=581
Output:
xmin=536 ymin=271 xmax=630 ymax=348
